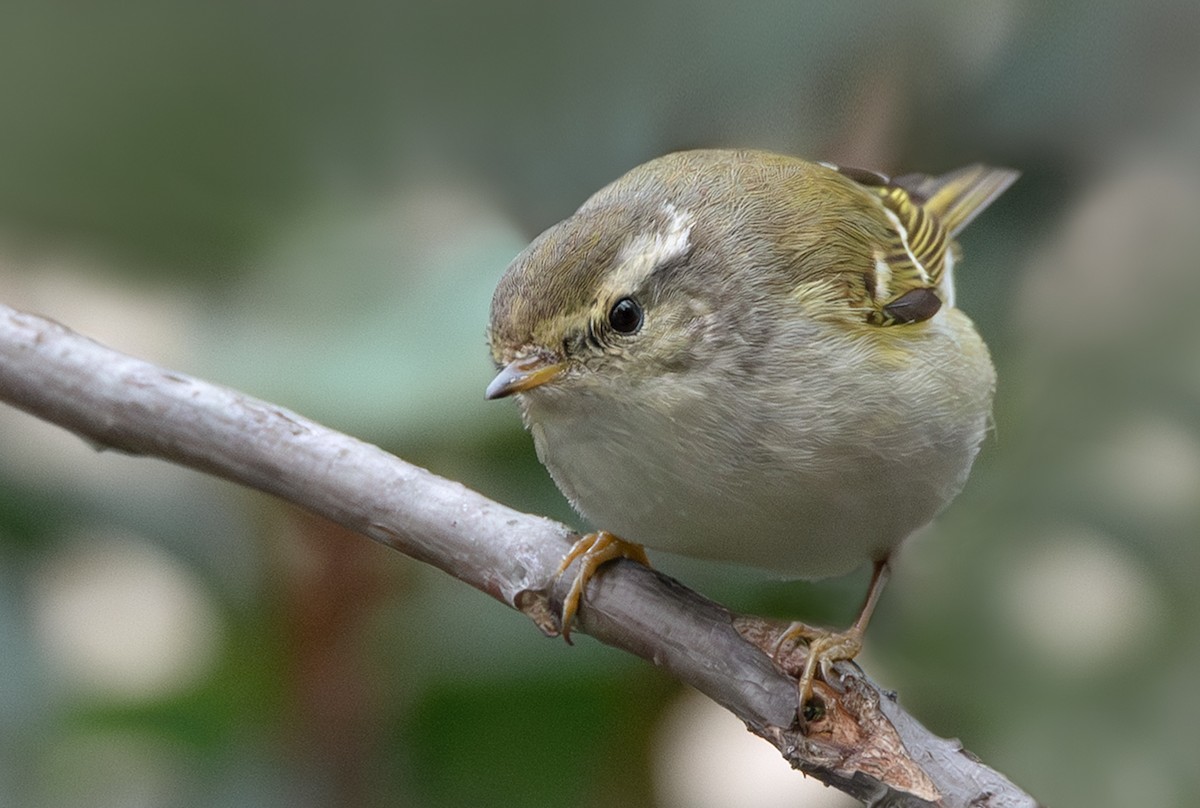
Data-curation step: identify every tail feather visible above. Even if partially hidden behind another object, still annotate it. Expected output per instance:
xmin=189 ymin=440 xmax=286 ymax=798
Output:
xmin=894 ymin=165 xmax=1020 ymax=237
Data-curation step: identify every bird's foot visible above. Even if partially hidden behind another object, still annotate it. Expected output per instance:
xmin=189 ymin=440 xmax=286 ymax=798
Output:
xmin=773 ymin=559 xmax=890 ymax=726
xmin=773 ymin=621 xmax=866 ymax=725
xmin=556 ymin=531 xmax=649 ymax=643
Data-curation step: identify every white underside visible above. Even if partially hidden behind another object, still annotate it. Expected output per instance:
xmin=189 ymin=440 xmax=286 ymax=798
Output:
xmin=520 ymin=309 xmax=994 ymax=580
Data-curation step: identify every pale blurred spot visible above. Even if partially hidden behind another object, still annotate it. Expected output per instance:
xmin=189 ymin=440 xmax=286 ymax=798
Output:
xmin=37 ymin=729 xmax=186 ymax=808
xmin=0 ymin=254 xmax=211 ymax=494
xmin=652 ymin=688 xmax=858 ymax=808
xmin=1017 ymin=156 xmax=1199 ymax=349
xmin=30 ymin=532 xmax=223 ymax=701
xmin=1091 ymin=416 xmax=1200 ymax=523
xmin=0 ymin=255 xmax=199 ymax=367
xmin=204 ymin=178 xmax=526 ymax=435
xmin=999 ymin=527 xmax=1162 ymax=675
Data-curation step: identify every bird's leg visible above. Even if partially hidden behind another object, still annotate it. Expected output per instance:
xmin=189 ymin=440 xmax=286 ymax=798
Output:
xmin=773 ymin=558 xmax=891 ymax=721
xmin=556 ymin=531 xmax=650 ymax=643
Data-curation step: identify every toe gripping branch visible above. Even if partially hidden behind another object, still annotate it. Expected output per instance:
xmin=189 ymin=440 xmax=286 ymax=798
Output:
xmin=771 ymin=559 xmax=891 ymax=728
xmin=554 ymin=531 xmax=651 ymax=643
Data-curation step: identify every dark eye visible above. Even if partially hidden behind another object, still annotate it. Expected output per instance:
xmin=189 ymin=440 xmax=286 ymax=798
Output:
xmin=607 ymin=297 xmax=643 ymax=334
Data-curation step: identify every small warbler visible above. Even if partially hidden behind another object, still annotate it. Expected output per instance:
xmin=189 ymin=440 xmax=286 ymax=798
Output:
xmin=485 ymin=149 xmax=1017 ymax=715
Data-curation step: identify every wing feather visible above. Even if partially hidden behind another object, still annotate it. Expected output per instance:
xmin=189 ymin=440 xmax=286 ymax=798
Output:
xmin=826 ymin=163 xmax=1018 ymax=326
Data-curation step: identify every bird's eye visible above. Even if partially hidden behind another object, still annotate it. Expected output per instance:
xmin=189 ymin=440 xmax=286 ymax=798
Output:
xmin=607 ymin=297 xmax=643 ymax=334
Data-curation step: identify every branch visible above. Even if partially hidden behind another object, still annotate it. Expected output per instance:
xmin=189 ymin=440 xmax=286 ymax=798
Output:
xmin=0 ymin=302 xmax=1039 ymax=808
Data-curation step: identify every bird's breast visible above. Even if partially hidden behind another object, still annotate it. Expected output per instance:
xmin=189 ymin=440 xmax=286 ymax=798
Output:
xmin=522 ymin=309 xmax=994 ymax=580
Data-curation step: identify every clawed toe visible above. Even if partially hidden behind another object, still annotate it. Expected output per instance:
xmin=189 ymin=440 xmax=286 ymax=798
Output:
xmin=771 ymin=559 xmax=891 ymax=727
xmin=556 ymin=531 xmax=650 ymax=642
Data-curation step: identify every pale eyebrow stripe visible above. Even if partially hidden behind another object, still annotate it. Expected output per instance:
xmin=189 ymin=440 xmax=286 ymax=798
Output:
xmin=603 ymin=203 xmax=694 ymax=296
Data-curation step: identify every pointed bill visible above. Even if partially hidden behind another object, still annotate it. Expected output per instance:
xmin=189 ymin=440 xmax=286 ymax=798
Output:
xmin=485 ymin=355 xmax=566 ymax=399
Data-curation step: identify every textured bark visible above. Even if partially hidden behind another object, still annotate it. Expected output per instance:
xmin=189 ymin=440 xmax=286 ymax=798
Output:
xmin=0 ymin=302 xmax=1040 ymax=807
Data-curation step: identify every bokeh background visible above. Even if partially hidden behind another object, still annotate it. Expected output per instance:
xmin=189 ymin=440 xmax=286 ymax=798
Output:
xmin=1 ymin=2 xmax=1198 ymax=806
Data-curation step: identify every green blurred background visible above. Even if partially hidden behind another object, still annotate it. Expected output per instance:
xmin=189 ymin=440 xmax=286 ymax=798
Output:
xmin=1 ymin=2 xmax=1198 ymax=806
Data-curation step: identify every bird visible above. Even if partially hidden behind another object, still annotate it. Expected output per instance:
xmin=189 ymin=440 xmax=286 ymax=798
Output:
xmin=485 ymin=148 xmax=1017 ymax=719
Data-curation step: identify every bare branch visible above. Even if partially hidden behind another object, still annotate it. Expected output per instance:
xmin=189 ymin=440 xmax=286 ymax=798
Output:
xmin=0 ymin=302 xmax=1040 ymax=807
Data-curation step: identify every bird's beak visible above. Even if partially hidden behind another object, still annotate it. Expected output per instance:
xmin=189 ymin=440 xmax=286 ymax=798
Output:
xmin=485 ymin=355 xmax=566 ymax=399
